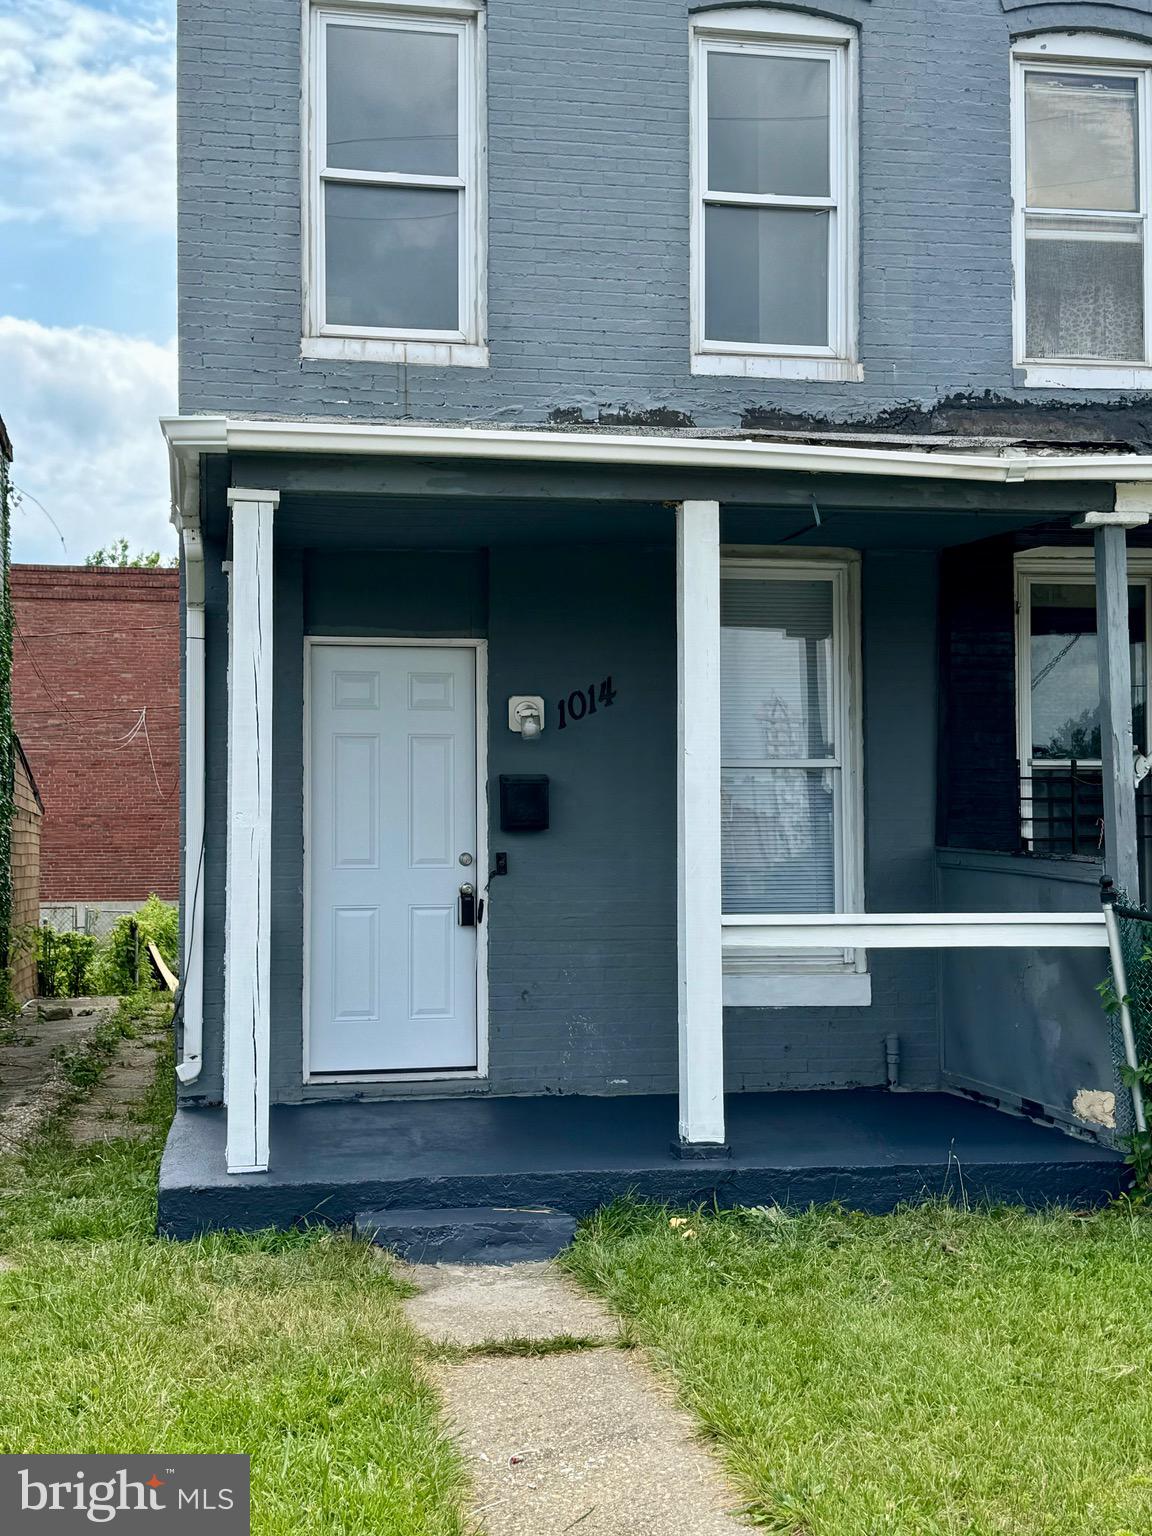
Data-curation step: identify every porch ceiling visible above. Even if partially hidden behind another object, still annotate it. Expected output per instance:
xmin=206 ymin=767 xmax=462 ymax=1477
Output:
xmin=204 ymin=453 xmax=1117 ymax=552
xmin=222 ymin=492 xmax=1086 ymax=553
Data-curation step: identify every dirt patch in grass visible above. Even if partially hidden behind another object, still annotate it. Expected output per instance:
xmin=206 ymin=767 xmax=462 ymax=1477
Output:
xmin=0 ymin=999 xmax=120 ymax=1153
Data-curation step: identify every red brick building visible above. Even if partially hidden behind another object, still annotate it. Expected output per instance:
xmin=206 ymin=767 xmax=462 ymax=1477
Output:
xmin=11 ymin=566 xmax=180 ymax=919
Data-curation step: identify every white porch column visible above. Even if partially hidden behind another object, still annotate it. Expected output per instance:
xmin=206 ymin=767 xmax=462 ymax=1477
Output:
xmin=1080 ymin=487 xmax=1152 ymax=901
xmin=224 ymin=488 xmax=278 ymax=1174
xmin=675 ymin=500 xmax=727 ymax=1153
xmin=1096 ymin=524 xmax=1140 ymax=900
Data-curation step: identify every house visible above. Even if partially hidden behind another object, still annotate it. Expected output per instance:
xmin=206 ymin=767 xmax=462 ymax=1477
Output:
xmin=11 ymin=565 xmax=180 ymax=935
xmin=159 ymin=0 xmax=1152 ymax=1236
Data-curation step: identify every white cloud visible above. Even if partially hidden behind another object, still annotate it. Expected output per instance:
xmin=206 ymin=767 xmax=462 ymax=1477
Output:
xmin=0 ymin=318 xmax=177 ymax=564
xmin=0 ymin=0 xmax=175 ymax=235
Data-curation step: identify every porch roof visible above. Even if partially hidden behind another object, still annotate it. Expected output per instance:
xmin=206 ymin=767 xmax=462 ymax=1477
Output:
xmin=164 ymin=415 xmax=1152 ymax=555
xmin=163 ymin=415 xmax=1152 ymax=487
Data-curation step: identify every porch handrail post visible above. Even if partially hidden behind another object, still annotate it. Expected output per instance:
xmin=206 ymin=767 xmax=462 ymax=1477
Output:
xmin=1094 ymin=520 xmax=1141 ymax=900
xmin=675 ymin=500 xmax=727 ymax=1152
xmin=224 ymin=487 xmax=278 ymax=1174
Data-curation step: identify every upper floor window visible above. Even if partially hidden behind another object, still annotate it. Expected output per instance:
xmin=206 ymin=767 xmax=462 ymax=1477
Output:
xmin=304 ymin=1 xmax=486 ymax=366
xmin=691 ymin=9 xmax=859 ymax=382
xmin=1013 ymin=34 xmax=1152 ymax=387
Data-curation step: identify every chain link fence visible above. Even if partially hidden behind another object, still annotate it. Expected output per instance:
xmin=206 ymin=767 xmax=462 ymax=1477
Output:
xmin=1101 ymin=884 xmax=1152 ymax=1144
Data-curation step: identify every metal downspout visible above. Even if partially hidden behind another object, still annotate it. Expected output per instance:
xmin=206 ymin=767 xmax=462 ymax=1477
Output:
xmin=175 ymin=522 xmax=205 ymax=1084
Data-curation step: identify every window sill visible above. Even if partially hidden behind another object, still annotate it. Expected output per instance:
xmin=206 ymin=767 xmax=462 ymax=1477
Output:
xmin=693 ymin=352 xmax=863 ymax=382
xmin=1016 ymin=363 xmax=1152 ymax=390
xmin=301 ymin=336 xmax=490 ymax=368
xmin=722 ymin=970 xmax=872 ymax=1009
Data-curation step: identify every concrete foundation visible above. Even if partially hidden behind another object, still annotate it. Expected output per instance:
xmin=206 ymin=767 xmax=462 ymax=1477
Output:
xmin=158 ymin=1089 xmax=1124 ymax=1237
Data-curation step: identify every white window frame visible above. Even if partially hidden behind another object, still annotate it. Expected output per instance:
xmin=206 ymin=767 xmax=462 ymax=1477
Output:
xmin=1015 ymin=548 xmax=1152 ymax=847
xmin=1012 ymin=32 xmax=1152 ymax=388
xmin=690 ymin=8 xmax=860 ymax=382
xmin=302 ymin=0 xmax=488 ymax=367
xmin=719 ymin=549 xmax=867 ymax=1003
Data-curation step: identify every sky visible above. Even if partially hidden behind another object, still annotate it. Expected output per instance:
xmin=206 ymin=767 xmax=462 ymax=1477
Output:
xmin=0 ymin=0 xmax=178 ymax=564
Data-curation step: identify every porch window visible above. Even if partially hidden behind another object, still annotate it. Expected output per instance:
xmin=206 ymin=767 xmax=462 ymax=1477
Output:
xmin=304 ymin=2 xmax=486 ymax=365
xmin=690 ymin=9 xmax=858 ymax=381
xmin=720 ymin=556 xmax=864 ymax=980
xmin=1012 ymin=35 xmax=1152 ymax=386
xmin=1016 ymin=554 xmax=1152 ymax=854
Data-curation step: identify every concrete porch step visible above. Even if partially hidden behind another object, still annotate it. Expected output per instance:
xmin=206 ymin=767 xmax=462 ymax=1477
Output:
xmin=355 ymin=1205 xmax=578 ymax=1264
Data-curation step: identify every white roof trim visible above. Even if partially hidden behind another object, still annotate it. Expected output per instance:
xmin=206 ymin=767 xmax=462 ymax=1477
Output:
xmin=159 ymin=415 xmax=1152 ymax=526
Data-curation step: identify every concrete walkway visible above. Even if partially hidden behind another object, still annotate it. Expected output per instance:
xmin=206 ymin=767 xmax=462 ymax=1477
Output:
xmin=69 ymin=1017 xmax=167 ymax=1144
xmin=401 ymin=1261 xmax=750 ymax=1536
xmin=0 ymin=998 xmax=114 ymax=1153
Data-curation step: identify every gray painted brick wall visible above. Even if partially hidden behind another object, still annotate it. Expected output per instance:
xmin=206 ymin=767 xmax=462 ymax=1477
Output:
xmin=177 ymin=0 xmax=1152 ymax=430
xmin=185 ymin=529 xmax=943 ymax=1105
xmin=192 ymin=534 xmax=228 ymax=1098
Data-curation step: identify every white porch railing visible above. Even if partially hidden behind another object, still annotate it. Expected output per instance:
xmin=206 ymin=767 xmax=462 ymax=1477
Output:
xmin=721 ymin=912 xmax=1108 ymax=948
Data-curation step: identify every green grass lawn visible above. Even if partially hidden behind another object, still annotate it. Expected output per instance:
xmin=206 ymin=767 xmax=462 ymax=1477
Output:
xmin=566 ymin=1199 xmax=1152 ymax=1536
xmin=0 ymin=1001 xmax=469 ymax=1536
xmin=8 ymin=1012 xmax=1152 ymax=1536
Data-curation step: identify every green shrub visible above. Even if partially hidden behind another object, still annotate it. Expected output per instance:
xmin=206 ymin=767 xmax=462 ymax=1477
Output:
xmin=35 ymin=897 xmax=180 ymax=1000
xmin=37 ymin=927 xmax=98 ymax=998
xmin=87 ymin=895 xmax=180 ymax=997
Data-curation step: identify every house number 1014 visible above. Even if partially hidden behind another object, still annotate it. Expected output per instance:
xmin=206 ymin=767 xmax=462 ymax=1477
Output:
xmin=557 ymin=677 xmax=617 ymax=729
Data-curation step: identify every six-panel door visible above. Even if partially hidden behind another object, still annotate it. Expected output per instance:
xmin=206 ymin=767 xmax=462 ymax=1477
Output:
xmin=308 ymin=643 xmax=479 ymax=1074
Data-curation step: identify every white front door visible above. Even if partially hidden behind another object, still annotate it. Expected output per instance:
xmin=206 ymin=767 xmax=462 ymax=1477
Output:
xmin=308 ymin=643 xmax=480 ymax=1075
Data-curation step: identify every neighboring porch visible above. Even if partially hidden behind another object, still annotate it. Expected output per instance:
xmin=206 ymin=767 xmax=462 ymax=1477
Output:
xmin=157 ymin=1088 xmax=1123 ymax=1238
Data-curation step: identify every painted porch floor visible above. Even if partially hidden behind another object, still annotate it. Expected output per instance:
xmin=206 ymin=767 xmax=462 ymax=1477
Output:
xmin=157 ymin=1090 xmax=1126 ymax=1237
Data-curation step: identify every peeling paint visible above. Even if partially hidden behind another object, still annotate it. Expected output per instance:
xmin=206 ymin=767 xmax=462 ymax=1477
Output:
xmin=596 ymin=406 xmax=697 ymax=430
xmin=547 ymin=405 xmax=697 ymax=430
xmin=740 ymin=390 xmax=1152 ymax=449
xmin=1072 ymin=1089 xmax=1116 ymax=1129
xmin=546 ymin=392 xmax=1152 ymax=447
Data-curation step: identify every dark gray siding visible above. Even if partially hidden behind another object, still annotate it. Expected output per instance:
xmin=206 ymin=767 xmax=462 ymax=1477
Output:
xmin=484 ymin=543 xmax=679 ymax=1095
xmin=304 ymin=551 xmax=488 ymax=637
xmin=937 ymin=536 xmax=1021 ymax=853
xmin=937 ymin=851 xmax=1115 ymax=1131
xmin=269 ymin=550 xmax=304 ymax=1105
xmin=178 ymin=0 xmax=1152 ymax=435
xmin=193 ymin=534 xmax=229 ymax=1100
xmin=185 ymin=527 xmax=944 ymax=1104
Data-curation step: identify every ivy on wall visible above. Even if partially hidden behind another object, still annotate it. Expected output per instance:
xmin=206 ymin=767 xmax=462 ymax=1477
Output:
xmin=0 ymin=452 xmax=16 ymax=1012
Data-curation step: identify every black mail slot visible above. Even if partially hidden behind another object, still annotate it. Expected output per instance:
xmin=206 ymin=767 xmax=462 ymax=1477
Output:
xmin=499 ymin=774 xmax=550 ymax=832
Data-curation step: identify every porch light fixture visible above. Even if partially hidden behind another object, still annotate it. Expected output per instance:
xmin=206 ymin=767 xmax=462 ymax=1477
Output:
xmin=508 ymin=696 xmax=545 ymax=740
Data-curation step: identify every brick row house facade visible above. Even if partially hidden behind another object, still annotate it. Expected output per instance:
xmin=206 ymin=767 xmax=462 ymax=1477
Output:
xmin=160 ymin=0 xmax=1152 ymax=1233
